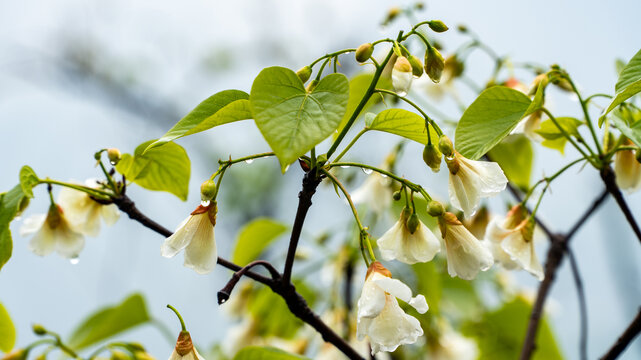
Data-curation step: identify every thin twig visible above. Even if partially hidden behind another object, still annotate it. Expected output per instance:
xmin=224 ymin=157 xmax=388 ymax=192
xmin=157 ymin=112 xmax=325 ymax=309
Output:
xmin=600 ymin=166 xmax=641 ymax=244
xmin=566 ymin=248 xmax=588 ymax=360
xmin=600 ymin=308 xmax=641 ymax=360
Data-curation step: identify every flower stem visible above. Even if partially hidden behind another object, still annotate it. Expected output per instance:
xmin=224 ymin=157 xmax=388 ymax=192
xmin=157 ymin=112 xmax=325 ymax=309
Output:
xmin=333 ymin=129 xmax=369 ymax=163
xmin=39 ymin=179 xmax=112 ymax=200
xmin=566 ymin=75 xmax=603 ymax=155
xmin=166 ymin=304 xmax=187 ymax=332
xmin=541 ymin=108 xmax=595 ymax=165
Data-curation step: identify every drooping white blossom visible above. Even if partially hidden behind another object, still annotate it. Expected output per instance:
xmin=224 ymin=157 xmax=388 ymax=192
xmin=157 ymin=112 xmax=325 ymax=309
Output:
xmin=614 ymin=140 xmax=641 ymax=193
xmin=446 ymin=152 xmax=508 ymax=218
xmin=377 ymin=208 xmax=440 ymax=264
xmin=485 ymin=205 xmax=544 ymax=280
xmin=57 ymin=180 xmax=120 ymax=236
xmin=161 ymin=203 xmax=217 ymax=274
xmin=357 ymin=262 xmax=428 ymax=355
xmin=430 ymin=329 xmax=479 ymax=360
xmin=168 ymin=331 xmax=205 ymax=360
xmin=438 ymin=212 xmax=494 ymax=280
xmin=20 ymin=204 xmax=85 ymax=259
xmin=351 ymin=173 xmax=393 ymax=216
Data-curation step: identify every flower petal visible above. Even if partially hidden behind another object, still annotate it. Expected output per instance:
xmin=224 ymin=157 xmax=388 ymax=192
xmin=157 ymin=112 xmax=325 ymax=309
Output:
xmin=53 ymin=220 xmax=86 ymax=258
xmin=357 ymin=276 xmax=387 ymax=319
xmin=183 ymin=215 xmax=217 ymax=274
xmin=502 ymin=232 xmax=544 ymax=280
xmin=20 ymin=214 xmax=46 ymax=236
xmin=444 ymin=225 xmax=493 ymax=280
xmin=28 ymin=226 xmax=56 ymax=256
xmin=100 ymin=204 xmax=120 ymax=226
xmin=363 ymin=296 xmax=423 ymax=354
xmin=161 ymin=216 xmax=194 ymax=258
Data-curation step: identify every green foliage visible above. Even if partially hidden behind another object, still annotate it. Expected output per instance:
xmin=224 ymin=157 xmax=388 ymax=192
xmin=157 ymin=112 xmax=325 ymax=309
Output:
xmin=232 ymin=217 xmax=288 ymax=266
xmin=19 ymin=166 xmax=39 ymax=199
xmin=234 ymin=346 xmax=310 ymax=360
xmin=611 ymin=109 xmax=641 ymax=148
xmin=601 ymin=48 xmax=641 ymax=122
xmin=116 ymin=140 xmax=191 ymax=201
xmin=68 ymin=293 xmax=150 ymax=350
xmin=368 ymin=108 xmax=439 ymax=144
xmin=0 ymin=185 xmax=32 ymax=271
xmin=335 ymin=73 xmax=389 ymax=138
xmin=0 ymin=302 xmax=16 ymax=352
xmin=488 ymin=134 xmax=533 ymax=190
xmin=524 ymin=77 xmax=546 ymax=118
xmin=455 ymin=86 xmax=532 ymax=160
xmin=146 ymin=90 xmax=251 ymax=151
xmin=535 ymin=117 xmax=583 ymax=154
xmin=249 ymin=67 xmax=349 ymax=172
xmin=462 ymin=297 xmax=563 ymax=360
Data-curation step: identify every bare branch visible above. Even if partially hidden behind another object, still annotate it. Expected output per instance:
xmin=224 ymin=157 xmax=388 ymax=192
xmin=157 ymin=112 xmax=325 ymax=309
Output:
xmin=600 ymin=308 xmax=641 ymax=360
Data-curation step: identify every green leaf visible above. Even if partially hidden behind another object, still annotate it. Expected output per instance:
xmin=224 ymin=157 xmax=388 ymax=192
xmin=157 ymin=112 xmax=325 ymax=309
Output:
xmin=232 ymin=218 xmax=288 ymax=266
xmin=455 ymin=86 xmax=532 ymax=160
xmin=116 ymin=140 xmax=191 ymax=201
xmin=334 ymin=73 xmax=390 ymax=139
xmin=535 ymin=117 xmax=582 ymax=154
xmin=462 ymin=297 xmax=563 ymax=360
xmin=234 ymin=346 xmax=310 ymax=360
xmin=146 ymin=90 xmax=250 ymax=151
xmin=0 ymin=185 xmax=31 ymax=271
xmin=68 ymin=293 xmax=150 ymax=350
xmin=250 ymin=67 xmax=349 ymax=172
xmin=610 ymin=110 xmax=641 ymax=148
xmin=523 ymin=77 xmax=547 ymax=118
xmin=615 ymin=48 xmax=641 ymax=93
xmin=368 ymin=109 xmax=439 ymax=144
xmin=19 ymin=166 xmax=39 ymax=199
xmin=488 ymin=134 xmax=533 ymax=190
xmin=602 ymin=80 xmax=641 ymax=121
xmin=0 ymin=302 xmax=16 ymax=351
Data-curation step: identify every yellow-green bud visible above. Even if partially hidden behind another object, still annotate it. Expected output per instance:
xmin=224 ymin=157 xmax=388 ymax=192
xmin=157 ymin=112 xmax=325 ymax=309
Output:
xmin=127 ymin=343 xmax=146 ymax=352
xmin=107 ymin=148 xmax=121 ymax=165
xmin=1 ymin=349 xmax=26 ymax=360
xmin=355 ymin=43 xmax=374 ymax=63
xmin=110 ymin=350 xmax=129 ymax=360
xmin=392 ymin=190 xmax=402 ymax=201
xmin=428 ymin=20 xmax=449 ymax=33
xmin=408 ymin=55 xmax=424 ymax=77
xmin=306 ymin=79 xmax=319 ymax=93
xmin=457 ymin=24 xmax=468 ymax=33
xmin=422 ymin=143 xmax=442 ymax=172
xmin=200 ymin=180 xmax=217 ymax=201
xmin=438 ymin=135 xmax=454 ymax=157
xmin=427 ymin=200 xmax=445 ymax=217
xmin=383 ymin=7 xmax=401 ymax=25
xmin=406 ymin=213 xmax=420 ymax=234
xmin=444 ymin=55 xmax=464 ymax=80
xmin=424 ymin=46 xmax=445 ymax=83
xmin=296 ymin=66 xmax=312 ymax=83
xmin=32 ymin=324 xmax=46 ymax=336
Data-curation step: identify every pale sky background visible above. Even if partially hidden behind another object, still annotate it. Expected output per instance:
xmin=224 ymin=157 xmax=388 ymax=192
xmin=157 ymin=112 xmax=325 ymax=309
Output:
xmin=1 ymin=0 xmax=640 ymax=358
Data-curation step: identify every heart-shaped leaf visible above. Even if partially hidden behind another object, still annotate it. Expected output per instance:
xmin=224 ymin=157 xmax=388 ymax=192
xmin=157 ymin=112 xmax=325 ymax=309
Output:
xmin=368 ymin=108 xmax=439 ymax=144
xmin=250 ymin=67 xmax=349 ymax=172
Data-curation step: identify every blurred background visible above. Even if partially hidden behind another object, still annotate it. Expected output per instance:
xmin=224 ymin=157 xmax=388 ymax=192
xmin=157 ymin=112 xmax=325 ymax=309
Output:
xmin=1 ymin=0 xmax=640 ymax=358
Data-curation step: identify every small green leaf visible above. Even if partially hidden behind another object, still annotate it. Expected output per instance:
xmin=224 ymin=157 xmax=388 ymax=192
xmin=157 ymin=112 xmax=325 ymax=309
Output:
xmin=0 ymin=185 xmax=32 ymax=271
xmin=602 ymin=80 xmax=641 ymax=122
xmin=615 ymin=48 xmax=641 ymax=93
xmin=368 ymin=109 xmax=439 ymax=144
xmin=146 ymin=90 xmax=250 ymax=151
xmin=610 ymin=111 xmax=641 ymax=148
xmin=19 ymin=166 xmax=39 ymax=199
xmin=68 ymin=293 xmax=150 ymax=350
xmin=234 ymin=346 xmax=310 ymax=360
xmin=535 ymin=117 xmax=582 ymax=154
xmin=523 ymin=77 xmax=547 ymax=118
xmin=232 ymin=218 xmax=288 ymax=266
xmin=250 ymin=67 xmax=349 ymax=172
xmin=116 ymin=140 xmax=191 ymax=201
xmin=334 ymin=73 xmax=390 ymax=138
xmin=0 ymin=302 xmax=16 ymax=351
xmin=488 ymin=134 xmax=533 ymax=190
xmin=455 ymin=86 xmax=532 ymax=160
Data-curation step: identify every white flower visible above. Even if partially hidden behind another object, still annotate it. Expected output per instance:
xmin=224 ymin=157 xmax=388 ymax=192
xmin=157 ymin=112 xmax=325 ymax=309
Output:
xmin=377 ymin=208 xmax=440 ymax=264
xmin=20 ymin=204 xmax=85 ymax=259
xmin=485 ymin=205 xmax=544 ymax=280
xmin=161 ymin=203 xmax=217 ymax=274
xmin=512 ymin=110 xmax=544 ymax=142
xmin=438 ymin=212 xmax=493 ymax=280
xmin=57 ymin=180 xmax=120 ymax=236
xmin=357 ymin=262 xmax=428 ymax=355
xmin=614 ymin=141 xmax=641 ymax=192
xmin=392 ymin=56 xmax=413 ymax=96
xmin=446 ymin=152 xmax=508 ymax=218
xmin=351 ymin=173 xmax=392 ymax=216
xmin=169 ymin=331 xmax=205 ymax=360
xmin=430 ymin=330 xmax=479 ymax=360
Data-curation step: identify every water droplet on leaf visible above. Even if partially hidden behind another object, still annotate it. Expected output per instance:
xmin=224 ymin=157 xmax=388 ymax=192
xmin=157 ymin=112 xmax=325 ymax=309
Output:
xmin=69 ymin=256 xmax=79 ymax=265
xmin=362 ymin=168 xmax=373 ymax=175
xmin=245 ymin=159 xmax=254 ymax=164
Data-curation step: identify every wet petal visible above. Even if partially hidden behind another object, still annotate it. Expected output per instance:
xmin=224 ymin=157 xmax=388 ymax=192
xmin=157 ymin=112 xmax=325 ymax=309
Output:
xmin=20 ymin=214 xmax=46 ymax=236
xmin=161 ymin=216 xmax=194 ymax=258
xmin=183 ymin=215 xmax=217 ymax=274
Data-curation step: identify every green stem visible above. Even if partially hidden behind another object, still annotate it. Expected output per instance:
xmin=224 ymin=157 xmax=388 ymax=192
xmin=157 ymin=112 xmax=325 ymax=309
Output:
xmin=98 ymin=161 xmax=119 ymax=195
xmin=374 ymin=88 xmax=444 ymax=135
xmin=584 ymin=93 xmax=613 ymax=103
xmin=567 ymin=76 xmax=603 ymax=155
xmin=333 ymin=128 xmax=369 ymax=163
xmin=541 ymin=108 xmax=594 ymax=165
xmin=522 ymin=157 xmax=588 ymax=203
xmin=309 ymin=49 xmax=357 ymax=68
xmin=166 ymin=304 xmax=187 ymax=331
xmin=38 ymin=179 xmax=112 ymax=200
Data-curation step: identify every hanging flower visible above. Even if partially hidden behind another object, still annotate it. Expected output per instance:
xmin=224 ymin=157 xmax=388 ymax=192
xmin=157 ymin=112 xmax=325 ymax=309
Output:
xmin=485 ymin=205 xmax=544 ymax=280
xmin=614 ymin=140 xmax=641 ymax=192
xmin=445 ymin=152 xmax=508 ymax=218
xmin=20 ymin=204 xmax=85 ymax=259
xmin=57 ymin=180 xmax=120 ymax=237
xmin=438 ymin=212 xmax=493 ymax=280
xmin=462 ymin=205 xmax=490 ymax=240
xmin=377 ymin=207 xmax=440 ymax=264
xmin=430 ymin=329 xmax=479 ymax=360
xmin=352 ymin=173 xmax=393 ymax=216
xmin=169 ymin=330 xmax=204 ymax=360
xmin=161 ymin=203 xmax=217 ymax=274
xmin=392 ymin=56 xmax=413 ymax=96
xmin=356 ymin=262 xmax=429 ymax=355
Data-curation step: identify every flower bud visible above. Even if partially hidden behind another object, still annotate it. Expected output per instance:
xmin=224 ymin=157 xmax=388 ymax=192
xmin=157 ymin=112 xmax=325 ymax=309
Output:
xmin=428 ymin=20 xmax=449 ymax=33
xmin=306 ymin=79 xmax=319 ymax=93
xmin=392 ymin=56 xmax=413 ymax=96
xmin=392 ymin=190 xmax=402 ymax=201
xmin=457 ymin=24 xmax=468 ymax=33
xmin=32 ymin=324 xmax=46 ymax=336
xmin=200 ymin=180 xmax=217 ymax=201
xmin=408 ymin=55 xmax=424 ymax=78
xmin=422 ymin=143 xmax=442 ymax=172
xmin=1 ymin=349 xmax=26 ymax=360
xmin=438 ymin=135 xmax=454 ymax=157
xmin=107 ymin=148 xmax=121 ymax=165
xmin=427 ymin=200 xmax=445 ymax=217
xmin=383 ymin=7 xmax=401 ymax=25
xmin=424 ymin=46 xmax=445 ymax=83
xmin=296 ymin=66 xmax=312 ymax=83
xmin=443 ymin=55 xmax=464 ymax=81
xmin=110 ymin=351 xmax=129 ymax=360
xmin=528 ymin=74 xmax=548 ymax=96
xmin=355 ymin=43 xmax=374 ymax=63
xmin=406 ymin=212 xmax=420 ymax=234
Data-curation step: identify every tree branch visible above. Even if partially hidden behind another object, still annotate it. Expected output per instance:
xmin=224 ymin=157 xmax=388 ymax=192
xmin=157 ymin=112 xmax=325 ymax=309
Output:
xmin=566 ymin=247 xmax=588 ymax=360
xmin=600 ymin=166 xmax=641 ymax=244
xmin=600 ymin=307 xmax=641 ymax=360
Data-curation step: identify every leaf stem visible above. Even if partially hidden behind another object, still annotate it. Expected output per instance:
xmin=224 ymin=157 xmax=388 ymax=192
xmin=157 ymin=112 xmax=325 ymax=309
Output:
xmin=567 ymin=75 xmax=603 ymax=155
xmin=541 ymin=108 xmax=595 ymax=165
xmin=333 ymin=129 xmax=369 ymax=163
xmin=166 ymin=304 xmax=187 ymax=331
xmin=38 ymin=179 xmax=112 ymax=200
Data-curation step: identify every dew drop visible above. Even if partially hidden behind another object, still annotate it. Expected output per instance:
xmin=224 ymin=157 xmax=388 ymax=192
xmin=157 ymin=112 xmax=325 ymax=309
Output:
xmin=110 ymin=161 xmax=117 ymax=166
xmin=380 ymin=174 xmax=388 ymax=178
xmin=201 ymin=200 xmax=211 ymax=207
xmin=245 ymin=159 xmax=254 ymax=164
xmin=396 ymin=90 xmax=408 ymax=97
xmin=340 ymin=166 xmax=349 ymax=169
xmin=362 ymin=168 xmax=373 ymax=175
xmin=284 ymin=165 xmax=290 ymax=172
xmin=220 ymin=298 xmax=227 ymax=304
xmin=69 ymin=256 xmax=80 ymax=265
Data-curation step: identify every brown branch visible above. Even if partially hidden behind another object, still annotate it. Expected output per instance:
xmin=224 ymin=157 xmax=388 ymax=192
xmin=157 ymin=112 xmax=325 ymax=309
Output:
xmin=566 ymin=248 xmax=588 ymax=360
xmin=600 ymin=308 xmax=641 ymax=360
xmin=600 ymin=166 xmax=641 ymax=244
